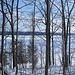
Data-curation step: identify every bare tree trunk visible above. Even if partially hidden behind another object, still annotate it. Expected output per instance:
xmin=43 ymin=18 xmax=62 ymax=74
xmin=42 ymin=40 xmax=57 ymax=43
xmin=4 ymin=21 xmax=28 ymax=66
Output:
xmin=32 ymin=16 xmax=35 ymax=74
xmin=40 ymin=45 xmax=43 ymax=74
xmin=52 ymin=16 xmax=54 ymax=65
xmin=1 ymin=0 xmax=5 ymax=75
xmin=11 ymin=0 xmax=16 ymax=68
xmin=32 ymin=0 xmax=36 ymax=74
xmin=48 ymin=27 xmax=51 ymax=66
xmin=69 ymin=21 xmax=71 ymax=65
xmin=61 ymin=0 xmax=66 ymax=74
xmin=16 ymin=0 xmax=19 ymax=75
xmin=48 ymin=0 xmax=51 ymax=67
xmin=45 ymin=0 xmax=50 ymax=75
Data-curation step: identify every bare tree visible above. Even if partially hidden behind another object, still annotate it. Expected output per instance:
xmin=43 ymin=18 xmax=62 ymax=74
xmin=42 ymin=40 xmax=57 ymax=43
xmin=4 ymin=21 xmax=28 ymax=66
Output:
xmin=1 ymin=0 xmax=5 ymax=75
xmin=61 ymin=0 xmax=75 ymax=74
xmin=16 ymin=0 xmax=19 ymax=74
xmin=32 ymin=0 xmax=36 ymax=74
xmin=61 ymin=0 xmax=66 ymax=74
xmin=52 ymin=14 xmax=54 ymax=65
xmin=4 ymin=0 xmax=16 ymax=68
xmin=45 ymin=0 xmax=50 ymax=75
xmin=66 ymin=0 xmax=75 ymax=65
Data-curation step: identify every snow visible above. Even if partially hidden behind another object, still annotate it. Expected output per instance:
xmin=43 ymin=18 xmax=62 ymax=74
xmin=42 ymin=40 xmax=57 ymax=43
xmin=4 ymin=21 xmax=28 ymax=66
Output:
xmin=0 ymin=36 xmax=75 ymax=75
xmin=0 ymin=58 xmax=75 ymax=75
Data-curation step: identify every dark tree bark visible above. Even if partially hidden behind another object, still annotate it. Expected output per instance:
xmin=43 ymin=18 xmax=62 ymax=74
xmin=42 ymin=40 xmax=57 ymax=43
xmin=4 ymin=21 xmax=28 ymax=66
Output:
xmin=32 ymin=14 xmax=35 ymax=74
xmin=4 ymin=0 xmax=16 ymax=69
xmin=61 ymin=0 xmax=66 ymax=74
xmin=1 ymin=0 xmax=5 ymax=75
xmin=16 ymin=0 xmax=19 ymax=75
xmin=48 ymin=0 xmax=51 ymax=66
xmin=61 ymin=0 xmax=75 ymax=74
xmin=11 ymin=0 xmax=16 ymax=68
xmin=66 ymin=0 xmax=74 ymax=67
xmin=67 ymin=0 xmax=75 ymax=65
xmin=32 ymin=0 xmax=36 ymax=74
xmin=45 ymin=0 xmax=50 ymax=75
xmin=52 ymin=15 xmax=54 ymax=65
xmin=69 ymin=20 xmax=71 ymax=65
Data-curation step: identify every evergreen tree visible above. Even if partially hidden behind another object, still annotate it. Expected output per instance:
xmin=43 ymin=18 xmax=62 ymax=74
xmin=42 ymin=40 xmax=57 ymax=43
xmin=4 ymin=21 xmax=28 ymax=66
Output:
xmin=17 ymin=41 xmax=28 ymax=64
xmin=27 ymin=41 xmax=38 ymax=69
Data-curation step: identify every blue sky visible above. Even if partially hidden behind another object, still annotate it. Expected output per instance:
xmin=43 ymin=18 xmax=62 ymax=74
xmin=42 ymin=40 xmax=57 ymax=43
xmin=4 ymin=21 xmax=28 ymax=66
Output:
xmin=0 ymin=0 xmax=75 ymax=33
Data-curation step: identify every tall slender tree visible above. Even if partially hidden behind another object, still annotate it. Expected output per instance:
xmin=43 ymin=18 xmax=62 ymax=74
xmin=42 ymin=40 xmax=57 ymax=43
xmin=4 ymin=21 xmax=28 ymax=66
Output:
xmin=45 ymin=0 xmax=50 ymax=75
xmin=52 ymin=14 xmax=54 ymax=65
xmin=16 ymin=0 xmax=19 ymax=74
xmin=32 ymin=0 xmax=36 ymax=74
xmin=1 ymin=0 xmax=5 ymax=75
xmin=61 ymin=0 xmax=66 ymax=74
xmin=5 ymin=0 xmax=16 ymax=68
xmin=11 ymin=0 xmax=16 ymax=68
xmin=66 ymin=0 xmax=75 ymax=65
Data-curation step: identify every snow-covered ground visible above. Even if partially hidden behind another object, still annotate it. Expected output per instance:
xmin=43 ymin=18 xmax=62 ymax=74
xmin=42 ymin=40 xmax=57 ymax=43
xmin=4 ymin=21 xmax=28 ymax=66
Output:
xmin=0 ymin=35 xmax=75 ymax=75
xmin=16 ymin=66 xmax=75 ymax=75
